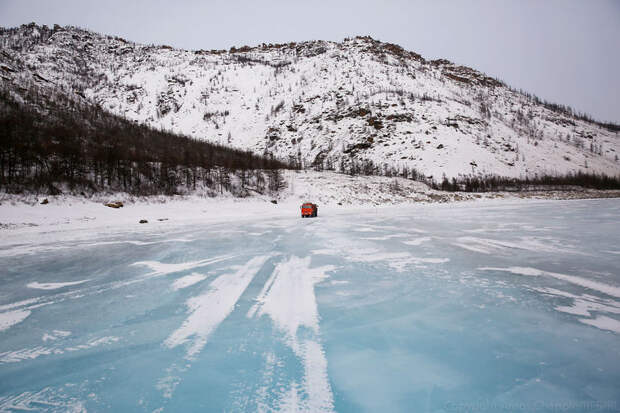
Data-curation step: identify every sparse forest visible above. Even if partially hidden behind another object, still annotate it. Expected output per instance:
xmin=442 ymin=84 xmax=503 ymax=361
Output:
xmin=338 ymin=157 xmax=620 ymax=192
xmin=0 ymin=83 xmax=292 ymax=196
xmin=438 ymin=172 xmax=620 ymax=192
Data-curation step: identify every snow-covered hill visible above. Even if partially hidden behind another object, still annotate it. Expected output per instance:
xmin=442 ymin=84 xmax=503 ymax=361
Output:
xmin=2 ymin=23 xmax=619 ymax=180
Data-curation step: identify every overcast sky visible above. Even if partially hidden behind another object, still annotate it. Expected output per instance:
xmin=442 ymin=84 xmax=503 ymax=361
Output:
xmin=1 ymin=0 xmax=619 ymax=123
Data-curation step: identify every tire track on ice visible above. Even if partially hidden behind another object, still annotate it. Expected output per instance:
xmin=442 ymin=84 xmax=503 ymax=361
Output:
xmin=165 ymin=255 xmax=270 ymax=359
xmin=248 ymin=256 xmax=335 ymax=413
xmin=155 ymin=255 xmax=271 ymax=403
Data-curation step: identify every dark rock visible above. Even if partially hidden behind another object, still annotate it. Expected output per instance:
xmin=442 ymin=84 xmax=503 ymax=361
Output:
xmin=385 ymin=113 xmax=412 ymax=122
xmin=40 ymin=198 xmax=49 ymax=205
xmin=343 ymin=141 xmax=372 ymax=154
xmin=139 ymin=219 xmax=148 ymax=224
xmin=367 ymin=117 xmax=384 ymax=130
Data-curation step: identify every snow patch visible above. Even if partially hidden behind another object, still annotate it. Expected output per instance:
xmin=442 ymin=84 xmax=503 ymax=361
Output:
xmin=361 ymin=233 xmax=410 ymax=241
xmin=299 ymin=339 xmax=334 ymax=412
xmin=481 ymin=267 xmax=620 ymax=298
xmin=165 ymin=255 xmax=269 ymax=359
xmin=132 ymin=255 xmax=234 ymax=276
xmin=0 ymin=297 xmax=41 ymax=312
xmin=0 ymin=309 xmax=31 ymax=332
xmin=65 ymin=336 xmax=120 ymax=352
xmin=0 ymin=346 xmax=53 ymax=363
xmin=249 ymin=256 xmax=335 ymax=412
xmin=254 ymin=352 xmax=279 ymax=412
xmin=27 ymin=280 xmax=90 ymax=290
xmin=402 ymin=237 xmax=431 ymax=246
xmin=156 ymin=374 xmax=181 ymax=399
xmin=0 ymin=387 xmax=87 ymax=413
xmin=347 ymin=250 xmax=448 ymax=271
xmin=250 ymin=256 xmax=333 ymax=344
xmin=42 ymin=330 xmax=71 ymax=342
xmin=0 ymin=336 xmax=119 ymax=363
xmin=454 ymin=236 xmax=576 ymax=255
xmin=530 ymin=287 xmax=620 ymax=319
xmin=579 ymin=316 xmax=620 ymax=333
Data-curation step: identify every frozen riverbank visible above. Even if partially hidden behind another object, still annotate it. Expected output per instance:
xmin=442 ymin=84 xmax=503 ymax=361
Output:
xmin=1 ymin=170 xmax=619 ymax=245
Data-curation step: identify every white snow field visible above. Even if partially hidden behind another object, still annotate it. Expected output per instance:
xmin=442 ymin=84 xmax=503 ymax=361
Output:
xmin=0 ymin=198 xmax=619 ymax=412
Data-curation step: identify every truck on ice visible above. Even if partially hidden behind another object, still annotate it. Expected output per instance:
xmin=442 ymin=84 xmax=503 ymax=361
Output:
xmin=301 ymin=203 xmax=318 ymax=218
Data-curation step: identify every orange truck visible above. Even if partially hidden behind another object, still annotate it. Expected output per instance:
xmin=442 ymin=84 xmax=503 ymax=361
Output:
xmin=300 ymin=202 xmax=318 ymax=218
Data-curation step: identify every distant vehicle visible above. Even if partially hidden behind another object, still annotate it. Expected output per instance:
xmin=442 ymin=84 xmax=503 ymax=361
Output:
xmin=301 ymin=202 xmax=318 ymax=218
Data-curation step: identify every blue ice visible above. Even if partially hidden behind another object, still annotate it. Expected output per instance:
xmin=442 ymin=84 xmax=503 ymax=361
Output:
xmin=1 ymin=199 xmax=619 ymax=412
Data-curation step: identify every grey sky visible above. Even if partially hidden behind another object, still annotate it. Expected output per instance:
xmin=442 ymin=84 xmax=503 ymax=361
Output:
xmin=1 ymin=0 xmax=619 ymax=123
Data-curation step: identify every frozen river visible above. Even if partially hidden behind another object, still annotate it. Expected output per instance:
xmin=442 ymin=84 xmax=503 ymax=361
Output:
xmin=1 ymin=199 xmax=619 ymax=412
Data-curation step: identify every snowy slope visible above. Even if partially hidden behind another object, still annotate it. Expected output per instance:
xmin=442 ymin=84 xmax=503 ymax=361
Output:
xmin=2 ymin=23 xmax=619 ymax=180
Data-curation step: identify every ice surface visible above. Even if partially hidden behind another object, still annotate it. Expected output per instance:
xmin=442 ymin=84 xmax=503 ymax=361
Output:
xmin=479 ymin=267 xmax=620 ymax=297
xmin=402 ymin=236 xmax=432 ymax=246
xmin=1 ymin=198 xmax=619 ymax=412
xmin=131 ymin=255 xmax=235 ymax=277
